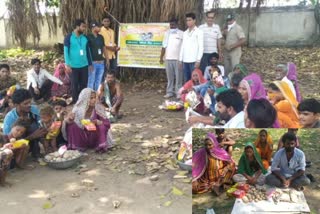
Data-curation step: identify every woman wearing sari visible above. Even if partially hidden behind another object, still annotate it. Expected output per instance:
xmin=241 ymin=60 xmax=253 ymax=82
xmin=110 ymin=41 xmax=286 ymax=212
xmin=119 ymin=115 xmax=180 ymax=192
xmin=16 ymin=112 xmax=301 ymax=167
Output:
xmin=62 ymin=88 xmax=110 ymax=153
xmin=238 ymin=73 xmax=266 ymax=106
xmin=254 ymin=129 xmax=273 ymax=169
xmin=192 ymin=133 xmax=236 ymax=195
xmin=51 ymin=63 xmax=71 ymax=98
xmin=233 ymin=142 xmax=267 ymax=185
xmin=179 ymin=68 xmax=207 ymax=102
xmin=228 ymin=64 xmax=249 ymax=82
xmin=0 ymin=143 xmax=13 ymax=185
xmin=287 ymin=62 xmax=302 ymax=102
xmin=267 ymin=81 xmax=300 ymax=128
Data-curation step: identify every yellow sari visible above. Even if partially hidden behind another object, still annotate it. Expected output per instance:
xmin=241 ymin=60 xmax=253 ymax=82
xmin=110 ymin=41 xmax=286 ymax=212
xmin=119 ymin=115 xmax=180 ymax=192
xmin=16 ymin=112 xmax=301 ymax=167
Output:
xmin=273 ymin=81 xmax=300 ymax=128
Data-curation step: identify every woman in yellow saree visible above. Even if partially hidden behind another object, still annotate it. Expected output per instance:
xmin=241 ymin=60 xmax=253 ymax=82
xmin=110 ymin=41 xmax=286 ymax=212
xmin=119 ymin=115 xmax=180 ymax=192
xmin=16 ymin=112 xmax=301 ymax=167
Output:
xmin=254 ymin=129 xmax=273 ymax=169
xmin=267 ymin=81 xmax=300 ymax=128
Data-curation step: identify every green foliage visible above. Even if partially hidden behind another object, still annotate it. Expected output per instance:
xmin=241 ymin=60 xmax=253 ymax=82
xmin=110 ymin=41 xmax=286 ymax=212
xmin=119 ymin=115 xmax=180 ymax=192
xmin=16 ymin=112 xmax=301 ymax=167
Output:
xmin=45 ymin=0 xmax=60 ymax=8
xmin=0 ymin=48 xmax=35 ymax=59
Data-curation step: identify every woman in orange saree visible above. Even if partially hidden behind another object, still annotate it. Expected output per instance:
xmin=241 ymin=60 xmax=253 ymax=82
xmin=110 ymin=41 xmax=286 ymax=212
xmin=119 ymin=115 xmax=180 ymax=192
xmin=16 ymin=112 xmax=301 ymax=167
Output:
xmin=254 ymin=129 xmax=273 ymax=169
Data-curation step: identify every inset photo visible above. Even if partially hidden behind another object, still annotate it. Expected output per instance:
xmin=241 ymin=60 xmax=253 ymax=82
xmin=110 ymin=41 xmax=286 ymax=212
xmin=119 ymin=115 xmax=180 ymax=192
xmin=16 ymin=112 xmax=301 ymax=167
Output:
xmin=192 ymin=128 xmax=319 ymax=214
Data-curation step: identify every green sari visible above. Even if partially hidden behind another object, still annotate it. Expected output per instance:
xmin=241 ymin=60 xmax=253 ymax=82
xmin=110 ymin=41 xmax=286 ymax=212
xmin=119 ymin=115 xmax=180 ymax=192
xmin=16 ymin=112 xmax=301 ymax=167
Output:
xmin=237 ymin=142 xmax=267 ymax=176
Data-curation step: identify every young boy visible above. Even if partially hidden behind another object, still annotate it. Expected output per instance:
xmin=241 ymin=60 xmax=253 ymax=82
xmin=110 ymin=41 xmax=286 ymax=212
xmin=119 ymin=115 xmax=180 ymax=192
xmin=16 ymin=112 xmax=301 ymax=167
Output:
xmin=52 ymin=99 xmax=68 ymax=121
xmin=297 ymin=98 xmax=320 ymax=128
xmin=215 ymin=128 xmax=235 ymax=155
xmin=52 ymin=99 xmax=68 ymax=147
xmin=39 ymin=105 xmax=61 ymax=154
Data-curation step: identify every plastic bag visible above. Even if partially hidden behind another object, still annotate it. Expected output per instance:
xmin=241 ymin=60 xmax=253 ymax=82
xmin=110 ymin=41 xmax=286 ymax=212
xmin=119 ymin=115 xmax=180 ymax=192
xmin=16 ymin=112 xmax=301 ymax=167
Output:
xmin=185 ymin=91 xmax=200 ymax=109
xmin=203 ymin=91 xmax=212 ymax=108
xmin=81 ymin=119 xmax=96 ymax=131
xmin=206 ymin=208 xmax=216 ymax=214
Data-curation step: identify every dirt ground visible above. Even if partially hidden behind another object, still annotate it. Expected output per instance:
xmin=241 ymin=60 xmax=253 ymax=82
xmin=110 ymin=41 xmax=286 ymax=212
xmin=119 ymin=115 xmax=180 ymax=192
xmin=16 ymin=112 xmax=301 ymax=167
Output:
xmin=192 ymin=129 xmax=320 ymax=214
xmin=0 ymin=84 xmax=193 ymax=214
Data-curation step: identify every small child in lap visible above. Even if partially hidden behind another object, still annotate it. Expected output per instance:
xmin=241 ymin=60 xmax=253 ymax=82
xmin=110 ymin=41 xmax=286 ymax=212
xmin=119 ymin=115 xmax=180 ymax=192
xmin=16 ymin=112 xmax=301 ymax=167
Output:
xmin=39 ymin=105 xmax=61 ymax=154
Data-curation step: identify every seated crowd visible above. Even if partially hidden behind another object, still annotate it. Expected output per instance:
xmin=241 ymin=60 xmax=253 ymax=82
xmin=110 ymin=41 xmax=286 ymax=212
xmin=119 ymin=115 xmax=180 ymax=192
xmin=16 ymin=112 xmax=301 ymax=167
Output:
xmin=181 ymin=58 xmax=320 ymax=128
xmin=0 ymin=60 xmax=124 ymax=185
xmin=192 ymin=129 xmax=311 ymax=195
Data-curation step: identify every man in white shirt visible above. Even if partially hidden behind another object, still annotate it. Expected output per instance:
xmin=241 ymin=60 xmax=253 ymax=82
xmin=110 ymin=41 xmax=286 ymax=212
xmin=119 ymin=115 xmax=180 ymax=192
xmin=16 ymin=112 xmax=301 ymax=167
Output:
xmin=199 ymin=10 xmax=223 ymax=73
xmin=275 ymin=64 xmax=297 ymax=99
xmin=27 ymin=58 xmax=63 ymax=102
xmin=179 ymin=12 xmax=204 ymax=83
xmin=187 ymin=89 xmax=245 ymax=128
xmin=160 ymin=18 xmax=183 ymax=99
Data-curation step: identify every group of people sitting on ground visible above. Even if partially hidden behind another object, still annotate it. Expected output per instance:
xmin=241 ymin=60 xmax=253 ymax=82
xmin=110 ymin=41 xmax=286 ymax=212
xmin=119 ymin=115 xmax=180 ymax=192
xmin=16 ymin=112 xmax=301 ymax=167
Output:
xmin=182 ymin=60 xmax=320 ymax=129
xmin=0 ymin=58 xmax=124 ymax=185
xmin=192 ymin=129 xmax=311 ymax=195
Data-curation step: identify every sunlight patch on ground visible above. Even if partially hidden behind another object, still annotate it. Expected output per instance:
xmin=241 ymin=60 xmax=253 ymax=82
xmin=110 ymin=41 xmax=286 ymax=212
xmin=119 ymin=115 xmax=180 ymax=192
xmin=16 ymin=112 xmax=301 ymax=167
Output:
xmin=135 ymin=177 xmax=152 ymax=185
xmin=64 ymin=182 xmax=83 ymax=191
xmin=98 ymin=197 xmax=109 ymax=203
xmin=28 ymin=190 xmax=50 ymax=199
xmin=84 ymin=168 xmax=102 ymax=177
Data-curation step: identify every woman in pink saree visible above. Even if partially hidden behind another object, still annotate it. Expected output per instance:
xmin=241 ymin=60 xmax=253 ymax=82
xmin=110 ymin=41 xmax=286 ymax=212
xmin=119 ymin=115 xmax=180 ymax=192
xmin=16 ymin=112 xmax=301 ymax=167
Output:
xmin=287 ymin=62 xmax=302 ymax=102
xmin=238 ymin=73 xmax=266 ymax=105
xmin=238 ymin=73 xmax=280 ymax=128
xmin=62 ymin=88 xmax=110 ymax=153
xmin=192 ymin=133 xmax=236 ymax=195
xmin=51 ymin=63 xmax=71 ymax=98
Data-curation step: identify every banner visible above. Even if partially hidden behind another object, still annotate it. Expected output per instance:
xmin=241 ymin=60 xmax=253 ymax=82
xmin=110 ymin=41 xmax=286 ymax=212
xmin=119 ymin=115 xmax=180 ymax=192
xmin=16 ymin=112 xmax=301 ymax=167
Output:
xmin=118 ymin=23 xmax=169 ymax=69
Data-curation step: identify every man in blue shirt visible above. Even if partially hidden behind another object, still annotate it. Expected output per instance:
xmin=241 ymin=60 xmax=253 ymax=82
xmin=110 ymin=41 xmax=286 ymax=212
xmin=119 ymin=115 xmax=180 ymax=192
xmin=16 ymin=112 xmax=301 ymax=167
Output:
xmin=266 ymin=132 xmax=310 ymax=190
xmin=64 ymin=19 xmax=93 ymax=104
xmin=3 ymin=89 xmax=47 ymax=160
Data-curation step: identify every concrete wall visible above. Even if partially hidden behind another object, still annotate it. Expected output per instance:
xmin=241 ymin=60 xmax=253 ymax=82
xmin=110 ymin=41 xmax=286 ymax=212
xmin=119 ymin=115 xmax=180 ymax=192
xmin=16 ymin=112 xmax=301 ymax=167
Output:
xmin=0 ymin=17 xmax=64 ymax=48
xmin=208 ymin=6 xmax=319 ymax=47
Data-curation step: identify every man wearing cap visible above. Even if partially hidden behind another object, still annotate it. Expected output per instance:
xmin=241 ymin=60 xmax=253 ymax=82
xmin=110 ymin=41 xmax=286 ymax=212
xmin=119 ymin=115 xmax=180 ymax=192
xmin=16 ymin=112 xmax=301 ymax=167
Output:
xmin=224 ymin=14 xmax=246 ymax=76
xmin=199 ymin=10 xmax=223 ymax=73
xmin=87 ymin=21 xmax=109 ymax=91
xmin=27 ymin=58 xmax=63 ymax=102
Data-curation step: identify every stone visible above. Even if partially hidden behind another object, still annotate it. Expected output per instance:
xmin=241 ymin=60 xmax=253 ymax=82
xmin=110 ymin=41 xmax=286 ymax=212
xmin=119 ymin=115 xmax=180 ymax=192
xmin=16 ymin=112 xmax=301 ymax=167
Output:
xmin=81 ymin=179 xmax=94 ymax=187
xmin=149 ymin=175 xmax=159 ymax=181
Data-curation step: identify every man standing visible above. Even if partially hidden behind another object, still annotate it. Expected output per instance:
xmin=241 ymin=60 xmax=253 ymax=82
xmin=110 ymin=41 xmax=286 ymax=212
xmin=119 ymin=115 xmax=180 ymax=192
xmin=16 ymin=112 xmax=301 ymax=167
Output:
xmin=199 ymin=10 xmax=223 ymax=73
xmin=87 ymin=21 xmax=109 ymax=91
xmin=160 ymin=18 xmax=183 ymax=99
xmin=64 ymin=19 xmax=93 ymax=104
xmin=224 ymin=14 xmax=246 ymax=76
xmin=27 ymin=58 xmax=63 ymax=102
xmin=179 ymin=12 xmax=203 ymax=83
xmin=100 ymin=16 xmax=120 ymax=73
xmin=266 ymin=132 xmax=310 ymax=190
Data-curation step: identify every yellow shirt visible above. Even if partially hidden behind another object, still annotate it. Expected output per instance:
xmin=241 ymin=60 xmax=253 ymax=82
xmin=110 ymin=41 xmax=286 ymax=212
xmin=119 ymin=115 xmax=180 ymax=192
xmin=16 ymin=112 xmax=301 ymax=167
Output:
xmin=100 ymin=26 xmax=116 ymax=59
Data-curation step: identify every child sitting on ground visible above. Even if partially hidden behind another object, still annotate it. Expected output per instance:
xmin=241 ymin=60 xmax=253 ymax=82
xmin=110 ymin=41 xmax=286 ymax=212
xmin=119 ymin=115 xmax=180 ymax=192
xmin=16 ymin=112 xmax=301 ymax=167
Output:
xmin=215 ymin=128 xmax=236 ymax=156
xmin=39 ymin=105 xmax=61 ymax=154
xmin=52 ymin=99 xmax=68 ymax=147
xmin=1 ymin=119 xmax=30 ymax=169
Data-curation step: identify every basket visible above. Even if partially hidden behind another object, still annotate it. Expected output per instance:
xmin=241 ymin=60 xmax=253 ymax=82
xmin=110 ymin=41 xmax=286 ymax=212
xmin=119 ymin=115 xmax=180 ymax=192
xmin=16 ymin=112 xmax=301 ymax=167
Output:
xmin=174 ymin=152 xmax=192 ymax=171
xmin=44 ymin=155 xmax=82 ymax=170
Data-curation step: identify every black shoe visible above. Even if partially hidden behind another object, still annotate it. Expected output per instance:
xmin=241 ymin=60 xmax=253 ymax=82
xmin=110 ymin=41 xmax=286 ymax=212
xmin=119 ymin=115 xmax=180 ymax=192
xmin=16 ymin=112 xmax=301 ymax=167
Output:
xmin=306 ymin=161 xmax=312 ymax=168
xmin=306 ymin=173 xmax=316 ymax=182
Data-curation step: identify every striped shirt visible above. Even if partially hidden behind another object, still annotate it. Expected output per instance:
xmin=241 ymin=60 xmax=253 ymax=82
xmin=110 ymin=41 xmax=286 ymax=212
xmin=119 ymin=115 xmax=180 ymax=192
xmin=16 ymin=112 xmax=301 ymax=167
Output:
xmin=199 ymin=23 xmax=222 ymax=54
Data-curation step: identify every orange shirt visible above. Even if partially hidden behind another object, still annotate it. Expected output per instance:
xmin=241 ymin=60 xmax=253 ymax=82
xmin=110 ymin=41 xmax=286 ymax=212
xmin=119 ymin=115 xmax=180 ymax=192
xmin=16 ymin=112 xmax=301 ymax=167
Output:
xmin=100 ymin=26 xmax=116 ymax=59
